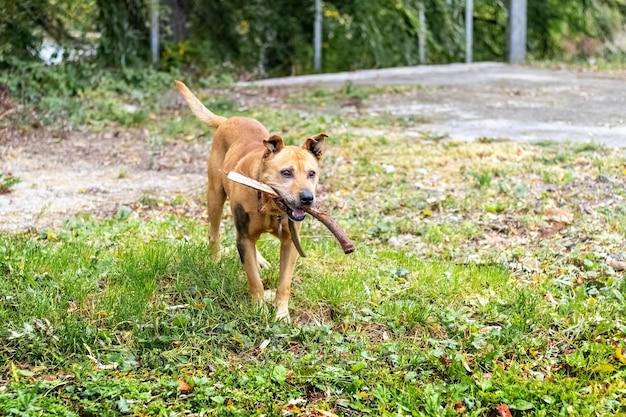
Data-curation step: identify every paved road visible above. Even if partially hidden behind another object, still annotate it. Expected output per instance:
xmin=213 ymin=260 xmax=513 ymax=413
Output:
xmin=240 ymin=62 xmax=626 ymax=147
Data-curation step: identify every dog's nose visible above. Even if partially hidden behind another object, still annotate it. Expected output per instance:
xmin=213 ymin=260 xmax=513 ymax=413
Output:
xmin=299 ymin=190 xmax=314 ymax=206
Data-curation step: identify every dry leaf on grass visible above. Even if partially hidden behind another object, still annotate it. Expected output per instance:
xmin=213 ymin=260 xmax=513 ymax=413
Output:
xmin=540 ymin=221 xmax=565 ymax=238
xmin=177 ymin=379 xmax=192 ymax=393
xmin=544 ymin=206 xmax=574 ymax=224
xmin=495 ymin=404 xmax=513 ymax=417
xmin=453 ymin=401 xmax=466 ymax=412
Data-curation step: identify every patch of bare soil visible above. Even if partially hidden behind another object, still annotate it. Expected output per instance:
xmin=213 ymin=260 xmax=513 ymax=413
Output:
xmin=0 ymin=123 xmax=209 ymax=232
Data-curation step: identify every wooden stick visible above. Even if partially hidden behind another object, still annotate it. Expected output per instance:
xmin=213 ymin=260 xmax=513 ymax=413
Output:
xmin=303 ymin=206 xmax=355 ymax=254
xmin=227 ymin=171 xmax=355 ymax=254
xmin=227 ymin=171 xmax=277 ymax=197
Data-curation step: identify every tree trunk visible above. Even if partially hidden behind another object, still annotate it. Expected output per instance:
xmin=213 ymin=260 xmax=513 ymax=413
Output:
xmin=164 ymin=0 xmax=191 ymax=41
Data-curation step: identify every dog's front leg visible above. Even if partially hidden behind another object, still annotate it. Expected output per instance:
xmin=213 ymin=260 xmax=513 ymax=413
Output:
xmin=233 ymin=204 xmax=265 ymax=302
xmin=275 ymin=226 xmax=301 ymax=321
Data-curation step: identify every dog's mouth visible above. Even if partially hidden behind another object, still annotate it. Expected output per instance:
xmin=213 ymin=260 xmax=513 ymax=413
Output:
xmin=275 ymin=198 xmax=307 ymax=222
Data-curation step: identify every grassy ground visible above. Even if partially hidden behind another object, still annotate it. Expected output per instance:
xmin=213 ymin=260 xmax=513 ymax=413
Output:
xmin=1 ymin=81 xmax=626 ymax=416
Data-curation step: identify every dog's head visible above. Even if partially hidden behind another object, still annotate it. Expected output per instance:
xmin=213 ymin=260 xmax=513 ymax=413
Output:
xmin=261 ymin=133 xmax=327 ymax=222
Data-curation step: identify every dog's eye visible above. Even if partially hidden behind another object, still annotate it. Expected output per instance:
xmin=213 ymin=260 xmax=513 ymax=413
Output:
xmin=281 ymin=169 xmax=293 ymax=178
xmin=308 ymin=170 xmax=316 ymax=179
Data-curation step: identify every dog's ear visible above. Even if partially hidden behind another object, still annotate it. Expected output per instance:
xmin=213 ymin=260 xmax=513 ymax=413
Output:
xmin=263 ymin=134 xmax=285 ymax=157
xmin=302 ymin=133 xmax=327 ymax=161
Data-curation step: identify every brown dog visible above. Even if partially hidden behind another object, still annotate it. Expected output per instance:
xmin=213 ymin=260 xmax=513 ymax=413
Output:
xmin=175 ymin=81 xmax=326 ymax=321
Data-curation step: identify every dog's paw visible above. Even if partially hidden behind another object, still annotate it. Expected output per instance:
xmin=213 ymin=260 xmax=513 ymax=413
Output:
xmin=256 ymin=249 xmax=271 ymax=269
xmin=263 ymin=289 xmax=276 ymax=302
xmin=275 ymin=308 xmax=291 ymax=323
xmin=209 ymin=242 xmax=222 ymax=262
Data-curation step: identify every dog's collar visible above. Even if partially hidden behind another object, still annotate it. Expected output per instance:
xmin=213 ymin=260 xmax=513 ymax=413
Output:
xmin=256 ymin=190 xmax=306 ymax=257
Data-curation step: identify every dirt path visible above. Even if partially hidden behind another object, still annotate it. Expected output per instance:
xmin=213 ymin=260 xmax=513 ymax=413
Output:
xmin=242 ymin=62 xmax=626 ymax=146
xmin=1 ymin=62 xmax=625 ymax=232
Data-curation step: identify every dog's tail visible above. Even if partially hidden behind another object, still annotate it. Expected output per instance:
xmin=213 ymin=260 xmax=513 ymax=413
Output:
xmin=175 ymin=80 xmax=227 ymax=128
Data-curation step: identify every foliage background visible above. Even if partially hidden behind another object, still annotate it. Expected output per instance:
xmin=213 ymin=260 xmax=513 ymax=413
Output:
xmin=2 ymin=0 xmax=626 ymax=79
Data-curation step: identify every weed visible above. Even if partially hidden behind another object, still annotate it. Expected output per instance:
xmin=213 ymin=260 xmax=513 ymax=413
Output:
xmin=138 ymin=193 xmax=161 ymax=208
xmin=0 ymin=172 xmax=20 ymax=194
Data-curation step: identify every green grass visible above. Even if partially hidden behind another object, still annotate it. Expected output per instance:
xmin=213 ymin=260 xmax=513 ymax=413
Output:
xmin=0 ymin=173 xmax=21 ymax=194
xmin=2 ymin=80 xmax=626 ymax=416
xmin=2 ymin=215 xmax=625 ymax=416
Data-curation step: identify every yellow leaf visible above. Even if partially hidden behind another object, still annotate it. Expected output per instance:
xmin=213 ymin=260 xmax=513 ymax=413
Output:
xmin=10 ymin=361 xmax=19 ymax=383
xmin=315 ymin=409 xmax=338 ymax=417
xmin=592 ymin=364 xmax=616 ymax=373
xmin=423 ymin=209 xmax=433 ymax=216
xmin=616 ymin=347 xmax=626 ymax=364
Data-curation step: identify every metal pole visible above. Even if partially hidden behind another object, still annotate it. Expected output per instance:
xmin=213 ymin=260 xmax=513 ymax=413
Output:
xmin=151 ymin=0 xmax=159 ymax=64
xmin=314 ymin=0 xmax=322 ymax=71
xmin=418 ymin=2 xmax=425 ymax=64
xmin=508 ymin=0 xmax=527 ymax=63
xmin=465 ymin=0 xmax=473 ymax=63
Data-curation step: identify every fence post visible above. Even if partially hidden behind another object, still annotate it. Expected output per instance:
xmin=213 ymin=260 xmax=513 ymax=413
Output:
xmin=465 ymin=0 xmax=473 ymax=63
xmin=314 ymin=0 xmax=322 ymax=71
xmin=508 ymin=0 xmax=527 ymax=63
xmin=150 ymin=0 xmax=159 ymax=64
xmin=418 ymin=2 xmax=426 ymax=64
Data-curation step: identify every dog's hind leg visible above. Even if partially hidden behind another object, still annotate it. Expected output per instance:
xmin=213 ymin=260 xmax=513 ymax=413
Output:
xmin=207 ymin=185 xmax=226 ymax=261
xmin=207 ymin=149 xmax=227 ymax=261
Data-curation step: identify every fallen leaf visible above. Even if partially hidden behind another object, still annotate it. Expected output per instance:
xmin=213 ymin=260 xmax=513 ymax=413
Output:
xmin=495 ymin=404 xmax=512 ymax=417
xmin=454 ymin=401 xmax=466 ymax=413
xmin=609 ymin=260 xmax=626 ymax=271
xmin=592 ymin=364 xmax=616 ymax=373
xmin=544 ymin=292 xmax=558 ymax=307
xmin=540 ymin=221 xmax=565 ymax=237
xmin=616 ymin=347 xmax=626 ymax=364
xmin=314 ymin=409 xmax=338 ymax=417
xmin=519 ymin=256 xmax=541 ymax=272
xmin=282 ymin=404 xmax=300 ymax=412
xmin=177 ymin=379 xmax=192 ymax=393
xmin=544 ymin=206 xmax=574 ymax=224
xmin=438 ymin=355 xmax=452 ymax=365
